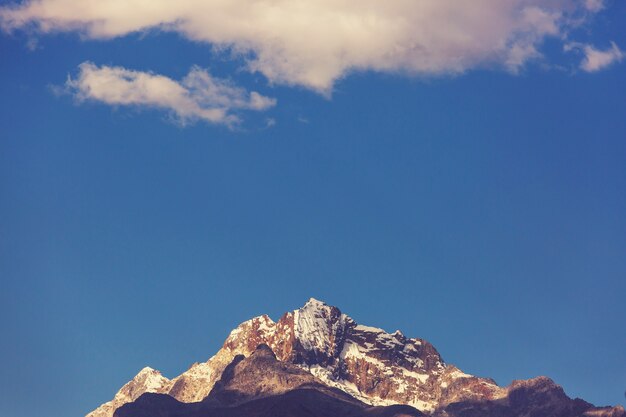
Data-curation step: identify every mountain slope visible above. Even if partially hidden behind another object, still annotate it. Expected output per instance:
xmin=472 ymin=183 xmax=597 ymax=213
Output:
xmin=86 ymin=367 xmax=170 ymax=417
xmin=114 ymin=344 xmax=425 ymax=417
xmin=187 ymin=298 xmax=504 ymax=412
xmin=87 ymin=298 xmax=625 ymax=417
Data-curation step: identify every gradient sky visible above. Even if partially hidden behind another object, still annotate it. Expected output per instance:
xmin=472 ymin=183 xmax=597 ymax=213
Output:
xmin=1 ymin=2 xmax=625 ymax=417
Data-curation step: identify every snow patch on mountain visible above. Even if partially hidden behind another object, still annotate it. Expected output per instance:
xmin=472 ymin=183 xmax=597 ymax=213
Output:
xmin=293 ymin=297 xmax=350 ymax=355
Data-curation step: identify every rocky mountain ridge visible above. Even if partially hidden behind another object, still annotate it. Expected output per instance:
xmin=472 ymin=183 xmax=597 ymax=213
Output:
xmin=114 ymin=344 xmax=425 ymax=417
xmin=87 ymin=298 xmax=625 ymax=417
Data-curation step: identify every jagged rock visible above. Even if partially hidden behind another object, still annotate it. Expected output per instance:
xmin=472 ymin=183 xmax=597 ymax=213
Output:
xmin=114 ymin=346 xmax=424 ymax=417
xmin=86 ymin=367 xmax=170 ymax=417
xmin=89 ymin=298 xmax=626 ymax=417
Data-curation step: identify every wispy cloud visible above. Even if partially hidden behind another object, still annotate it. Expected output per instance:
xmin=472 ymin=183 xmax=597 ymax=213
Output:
xmin=0 ymin=0 xmax=615 ymax=93
xmin=580 ymin=43 xmax=624 ymax=72
xmin=65 ymin=62 xmax=276 ymax=126
xmin=565 ymin=42 xmax=624 ymax=72
xmin=583 ymin=0 xmax=605 ymax=12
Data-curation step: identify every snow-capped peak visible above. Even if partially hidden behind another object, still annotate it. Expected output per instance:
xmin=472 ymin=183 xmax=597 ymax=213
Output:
xmin=293 ymin=297 xmax=352 ymax=360
xmin=129 ymin=367 xmax=170 ymax=392
xmin=303 ymin=297 xmax=327 ymax=307
xmin=137 ymin=366 xmax=157 ymax=375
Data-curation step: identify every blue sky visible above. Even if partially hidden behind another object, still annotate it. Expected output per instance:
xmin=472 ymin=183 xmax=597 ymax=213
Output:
xmin=1 ymin=1 xmax=625 ymax=417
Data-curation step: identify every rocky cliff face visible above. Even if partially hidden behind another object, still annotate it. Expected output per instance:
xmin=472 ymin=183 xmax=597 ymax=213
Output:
xmin=197 ymin=298 xmax=504 ymax=412
xmin=114 ymin=344 xmax=424 ymax=417
xmin=87 ymin=298 xmax=625 ymax=417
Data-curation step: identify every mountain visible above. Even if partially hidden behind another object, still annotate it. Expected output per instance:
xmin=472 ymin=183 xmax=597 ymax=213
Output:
xmin=114 ymin=344 xmax=425 ymax=417
xmin=87 ymin=298 xmax=625 ymax=417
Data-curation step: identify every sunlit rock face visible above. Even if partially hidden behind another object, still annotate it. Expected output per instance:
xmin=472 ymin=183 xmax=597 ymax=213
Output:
xmin=211 ymin=298 xmax=500 ymax=412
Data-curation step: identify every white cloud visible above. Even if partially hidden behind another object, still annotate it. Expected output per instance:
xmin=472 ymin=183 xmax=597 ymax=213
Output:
xmin=65 ymin=62 xmax=276 ymax=126
xmin=566 ymin=42 xmax=624 ymax=72
xmin=0 ymin=0 xmax=614 ymax=92
xmin=581 ymin=42 xmax=624 ymax=72
xmin=584 ymin=0 xmax=605 ymax=12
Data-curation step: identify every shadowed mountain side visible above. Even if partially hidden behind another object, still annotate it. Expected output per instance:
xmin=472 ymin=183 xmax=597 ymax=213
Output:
xmin=435 ymin=377 xmax=626 ymax=417
xmin=114 ymin=345 xmax=425 ymax=417
xmin=203 ymin=344 xmax=358 ymax=407
xmin=113 ymin=393 xmax=190 ymax=417
xmin=114 ymin=389 xmax=425 ymax=417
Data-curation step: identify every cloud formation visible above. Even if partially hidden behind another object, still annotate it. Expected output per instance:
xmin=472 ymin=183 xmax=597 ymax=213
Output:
xmin=65 ymin=62 xmax=276 ymax=126
xmin=0 ymin=0 xmax=618 ymax=92
xmin=584 ymin=0 xmax=605 ymax=12
xmin=579 ymin=42 xmax=624 ymax=72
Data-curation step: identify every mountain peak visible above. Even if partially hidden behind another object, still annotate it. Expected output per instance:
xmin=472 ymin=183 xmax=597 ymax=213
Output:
xmin=304 ymin=297 xmax=327 ymax=307
xmin=137 ymin=366 xmax=157 ymax=375
xmin=129 ymin=367 xmax=170 ymax=391
xmin=292 ymin=297 xmax=351 ymax=359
